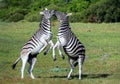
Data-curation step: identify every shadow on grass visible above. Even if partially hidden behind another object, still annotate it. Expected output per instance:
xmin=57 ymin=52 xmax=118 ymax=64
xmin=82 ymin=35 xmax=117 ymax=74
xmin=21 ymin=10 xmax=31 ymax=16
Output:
xmin=75 ymin=74 xmax=111 ymax=79
xmin=37 ymin=74 xmax=111 ymax=79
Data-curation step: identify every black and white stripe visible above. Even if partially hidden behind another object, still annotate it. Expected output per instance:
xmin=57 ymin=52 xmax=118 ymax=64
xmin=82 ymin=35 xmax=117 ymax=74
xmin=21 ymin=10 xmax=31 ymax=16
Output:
xmin=12 ymin=8 xmax=54 ymax=79
xmin=53 ymin=10 xmax=85 ymax=79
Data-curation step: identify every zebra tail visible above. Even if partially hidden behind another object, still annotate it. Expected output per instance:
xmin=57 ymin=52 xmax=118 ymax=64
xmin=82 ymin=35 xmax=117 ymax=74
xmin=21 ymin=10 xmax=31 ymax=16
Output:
xmin=12 ymin=57 xmax=21 ymax=69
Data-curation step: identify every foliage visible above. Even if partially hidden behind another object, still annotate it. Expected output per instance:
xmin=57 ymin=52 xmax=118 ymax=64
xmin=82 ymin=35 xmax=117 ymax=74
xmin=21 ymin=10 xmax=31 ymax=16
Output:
xmin=0 ymin=7 xmax=29 ymax=22
xmin=0 ymin=0 xmax=120 ymax=22
xmin=67 ymin=0 xmax=89 ymax=12
xmin=84 ymin=0 xmax=120 ymax=23
xmin=8 ymin=13 xmax=24 ymax=22
xmin=3 ymin=0 xmax=32 ymax=8
xmin=70 ymin=13 xmax=83 ymax=22
xmin=24 ymin=11 xmax=41 ymax=22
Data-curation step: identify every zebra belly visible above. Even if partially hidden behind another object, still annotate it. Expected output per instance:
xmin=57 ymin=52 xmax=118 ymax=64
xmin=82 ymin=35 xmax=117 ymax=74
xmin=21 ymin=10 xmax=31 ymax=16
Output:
xmin=63 ymin=45 xmax=85 ymax=58
xmin=30 ymin=43 xmax=44 ymax=55
xmin=64 ymin=49 xmax=85 ymax=61
xmin=39 ymin=33 xmax=52 ymax=43
xmin=58 ymin=36 xmax=67 ymax=46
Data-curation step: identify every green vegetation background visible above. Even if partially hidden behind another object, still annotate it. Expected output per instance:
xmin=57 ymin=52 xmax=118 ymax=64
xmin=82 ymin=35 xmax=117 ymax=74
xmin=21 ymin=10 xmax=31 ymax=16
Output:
xmin=0 ymin=0 xmax=120 ymax=22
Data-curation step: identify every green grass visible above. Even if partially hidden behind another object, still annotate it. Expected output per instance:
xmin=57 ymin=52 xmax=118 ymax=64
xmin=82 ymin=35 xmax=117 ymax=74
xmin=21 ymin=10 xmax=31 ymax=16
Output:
xmin=0 ymin=22 xmax=120 ymax=84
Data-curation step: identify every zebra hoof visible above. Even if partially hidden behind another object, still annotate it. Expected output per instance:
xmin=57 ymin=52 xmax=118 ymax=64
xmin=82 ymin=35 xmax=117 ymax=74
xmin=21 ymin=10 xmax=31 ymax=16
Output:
xmin=67 ymin=77 xmax=72 ymax=80
xmin=53 ymin=58 xmax=56 ymax=61
xmin=62 ymin=55 xmax=65 ymax=60
xmin=43 ymin=52 xmax=47 ymax=55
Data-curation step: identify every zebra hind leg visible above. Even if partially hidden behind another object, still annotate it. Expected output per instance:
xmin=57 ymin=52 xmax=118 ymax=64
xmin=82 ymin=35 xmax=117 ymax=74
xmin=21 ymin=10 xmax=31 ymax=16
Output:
xmin=21 ymin=54 xmax=29 ymax=79
xmin=52 ymin=43 xmax=58 ymax=61
xmin=67 ymin=58 xmax=74 ymax=80
xmin=78 ymin=55 xmax=82 ymax=80
xmin=57 ymin=47 xmax=65 ymax=60
xmin=28 ymin=55 xmax=37 ymax=79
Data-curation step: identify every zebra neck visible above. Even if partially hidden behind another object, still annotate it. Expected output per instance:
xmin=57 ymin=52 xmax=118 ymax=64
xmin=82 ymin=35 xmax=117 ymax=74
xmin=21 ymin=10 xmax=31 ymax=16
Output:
xmin=40 ymin=17 xmax=51 ymax=32
xmin=59 ymin=20 xmax=71 ymax=31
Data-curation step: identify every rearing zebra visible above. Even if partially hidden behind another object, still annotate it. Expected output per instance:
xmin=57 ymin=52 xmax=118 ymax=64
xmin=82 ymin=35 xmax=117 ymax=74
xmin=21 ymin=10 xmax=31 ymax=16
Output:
xmin=53 ymin=10 xmax=85 ymax=79
xmin=12 ymin=8 xmax=54 ymax=79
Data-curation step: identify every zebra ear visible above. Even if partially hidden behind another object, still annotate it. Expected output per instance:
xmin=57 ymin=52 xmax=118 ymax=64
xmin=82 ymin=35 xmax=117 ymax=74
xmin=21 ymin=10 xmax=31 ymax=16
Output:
xmin=40 ymin=12 xmax=44 ymax=15
xmin=51 ymin=10 xmax=55 ymax=15
xmin=45 ymin=8 xmax=48 ymax=10
xmin=66 ymin=13 xmax=72 ymax=16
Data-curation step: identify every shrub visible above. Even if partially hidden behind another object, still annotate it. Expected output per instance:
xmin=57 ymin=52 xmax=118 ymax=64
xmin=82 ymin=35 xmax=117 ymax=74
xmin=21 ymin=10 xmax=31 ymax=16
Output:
xmin=13 ymin=9 xmax=29 ymax=15
xmin=8 ymin=13 xmax=24 ymax=22
xmin=2 ymin=8 xmax=29 ymax=22
xmin=0 ymin=0 xmax=120 ymax=22
xmin=24 ymin=12 xmax=41 ymax=22
xmin=85 ymin=0 xmax=120 ymax=23
xmin=113 ymin=8 xmax=120 ymax=22
xmin=70 ymin=13 xmax=83 ymax=22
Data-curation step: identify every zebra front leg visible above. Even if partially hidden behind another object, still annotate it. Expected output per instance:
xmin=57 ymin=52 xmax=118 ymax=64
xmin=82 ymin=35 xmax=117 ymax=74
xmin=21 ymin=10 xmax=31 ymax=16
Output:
xmin=67 ymin=58 xmax=74 ymax=80
xmin=53 ymin=41 xmax=60 ymax=61
xmin=28 ymin=57 xmax=37 ymax=79
xmin=44 ymin=40 xmax=54 ymax=55
xmin=57 ymin=45 xmax=65 ymax=60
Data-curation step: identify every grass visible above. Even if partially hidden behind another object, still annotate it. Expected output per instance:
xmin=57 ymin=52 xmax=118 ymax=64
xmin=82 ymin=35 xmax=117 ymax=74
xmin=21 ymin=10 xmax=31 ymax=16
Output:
xmin=0 ymin=22 xmax=120 ymax=84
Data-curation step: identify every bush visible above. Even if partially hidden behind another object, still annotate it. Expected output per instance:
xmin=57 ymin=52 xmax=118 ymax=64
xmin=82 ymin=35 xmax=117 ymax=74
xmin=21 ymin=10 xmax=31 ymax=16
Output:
xmin=113 ymin=8 xmax=120 ymax=22
xmin=70 ymin=13 xmax=80 ymax=22
xmin=13 ymin=9 xmax=29 ymax=15
xmin=31 ymin=0 xmax=50 ymax=11
xmin=0 ymin=9 xmax=8 ymax=21
xmin=24 ymin=12 xmax=41 ymax=22
xmin=1 ymin=8 xmax=29 ymax=22
xmin=85 ymin=0 xmax=120 ymax=23
xmin=8 ymin=13 xmax=24 ymax=22
xmin=46 ymin=4 xmax=61 ymax=11
xmin=70 ymin=12 xmax=86 ymax=22
xmin=0 ymin=0 xmax=120 ymax=22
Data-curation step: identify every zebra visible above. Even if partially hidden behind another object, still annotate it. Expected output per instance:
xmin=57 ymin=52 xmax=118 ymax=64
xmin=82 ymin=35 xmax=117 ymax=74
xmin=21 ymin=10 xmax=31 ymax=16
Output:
xmin=52 ymin=10 xmax=86 ymax=80
xmin=12 ymin=8 xmax=54 ymax=79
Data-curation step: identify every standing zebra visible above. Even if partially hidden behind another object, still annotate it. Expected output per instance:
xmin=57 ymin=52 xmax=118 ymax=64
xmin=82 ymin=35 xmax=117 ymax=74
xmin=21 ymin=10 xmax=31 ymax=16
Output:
xmin=12 ymin=8 xmax=54 ymax=79
xmin=53 ymin=10 xmax=85 ymax=79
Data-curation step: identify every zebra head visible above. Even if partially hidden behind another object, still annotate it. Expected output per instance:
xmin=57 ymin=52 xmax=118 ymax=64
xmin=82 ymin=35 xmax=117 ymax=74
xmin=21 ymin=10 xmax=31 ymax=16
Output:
xmin=54 ymin=10 xmax=72 ymax=22
xmin=40 ymin=8 xmax=55 ymax=19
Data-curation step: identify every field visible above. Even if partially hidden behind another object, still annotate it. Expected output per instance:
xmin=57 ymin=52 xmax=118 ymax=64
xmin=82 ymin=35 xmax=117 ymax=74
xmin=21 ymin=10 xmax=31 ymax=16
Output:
xmin=0 ymin=22 xmax=120 ymax=84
